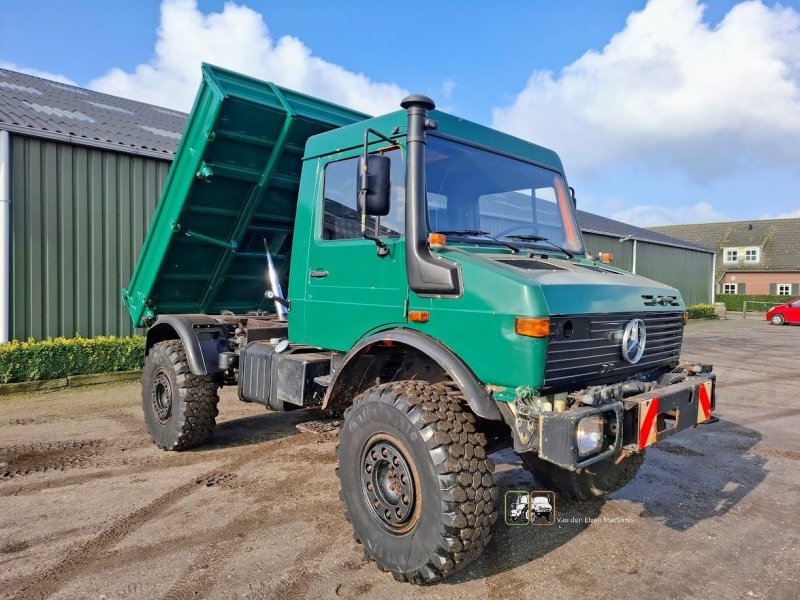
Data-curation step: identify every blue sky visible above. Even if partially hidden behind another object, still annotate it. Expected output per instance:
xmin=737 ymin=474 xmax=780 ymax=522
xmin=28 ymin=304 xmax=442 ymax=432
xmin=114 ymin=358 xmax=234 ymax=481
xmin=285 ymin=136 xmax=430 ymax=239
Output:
xmin=1 ymin=0 xmax=799 ymax=225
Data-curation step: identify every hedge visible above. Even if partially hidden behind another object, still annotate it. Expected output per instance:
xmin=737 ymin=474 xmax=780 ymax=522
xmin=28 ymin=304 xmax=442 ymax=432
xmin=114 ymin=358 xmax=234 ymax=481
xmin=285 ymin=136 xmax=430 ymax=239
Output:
xmin=686 ymin=304 xmax=717 ymax=320
xmin=0 ymin=335 xmax=145 ymax=384
xmin=717 ymin=294 xmax=787 ymax=312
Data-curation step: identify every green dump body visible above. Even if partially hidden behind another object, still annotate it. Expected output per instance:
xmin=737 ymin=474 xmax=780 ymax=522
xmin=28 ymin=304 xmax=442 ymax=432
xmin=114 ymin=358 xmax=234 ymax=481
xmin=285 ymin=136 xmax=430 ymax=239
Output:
xmin=122 ymin=64 xmax=368 ymax=328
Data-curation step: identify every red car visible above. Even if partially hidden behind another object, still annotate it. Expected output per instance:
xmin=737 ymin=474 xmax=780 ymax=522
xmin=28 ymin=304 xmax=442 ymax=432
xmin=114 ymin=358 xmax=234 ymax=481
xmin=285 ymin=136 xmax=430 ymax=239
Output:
xmin=767 ymin=297 xmax=800 ymax=325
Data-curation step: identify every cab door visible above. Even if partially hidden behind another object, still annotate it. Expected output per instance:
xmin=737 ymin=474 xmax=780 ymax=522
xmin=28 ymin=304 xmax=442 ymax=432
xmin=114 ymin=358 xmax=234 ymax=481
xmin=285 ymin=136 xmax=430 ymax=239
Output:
xmin=303 ymin=147 xmax=407 ymax=351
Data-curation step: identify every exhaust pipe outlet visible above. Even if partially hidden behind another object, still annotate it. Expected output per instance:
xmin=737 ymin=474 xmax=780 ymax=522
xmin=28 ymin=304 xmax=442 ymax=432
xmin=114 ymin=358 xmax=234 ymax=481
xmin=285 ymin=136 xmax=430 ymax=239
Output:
xmin=401 ymin=95 xmax=461 ymax=296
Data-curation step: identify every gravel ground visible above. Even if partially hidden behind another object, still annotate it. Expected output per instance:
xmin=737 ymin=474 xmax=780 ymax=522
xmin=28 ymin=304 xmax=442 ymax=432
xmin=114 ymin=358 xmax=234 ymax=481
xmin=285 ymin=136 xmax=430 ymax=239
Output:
xmin=1 ymin=318 xmax=798 ymax=600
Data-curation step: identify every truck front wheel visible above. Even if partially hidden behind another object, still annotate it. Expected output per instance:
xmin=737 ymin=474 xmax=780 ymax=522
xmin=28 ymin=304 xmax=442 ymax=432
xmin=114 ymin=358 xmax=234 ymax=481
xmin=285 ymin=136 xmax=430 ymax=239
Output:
xmin=142 ymin=340 xmax=220 ymax=451
xmin=520 ymin=451 xmax=645 ymax=500
xmin=337 ymin=381 xmax=498 ymax=583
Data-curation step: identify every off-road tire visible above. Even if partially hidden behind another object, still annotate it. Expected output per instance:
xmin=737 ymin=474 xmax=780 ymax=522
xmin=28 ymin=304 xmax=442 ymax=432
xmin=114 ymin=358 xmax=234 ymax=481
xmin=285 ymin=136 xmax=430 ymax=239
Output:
xmin=142 ymin=340 xmax=219 ymax=451
xmin=771 ymin=314 xmax=785 ymax=325
xmin=520 ymin=451 xmax=645 ymax=500
xmin=337 ymin=381 xmax=498 ymax=584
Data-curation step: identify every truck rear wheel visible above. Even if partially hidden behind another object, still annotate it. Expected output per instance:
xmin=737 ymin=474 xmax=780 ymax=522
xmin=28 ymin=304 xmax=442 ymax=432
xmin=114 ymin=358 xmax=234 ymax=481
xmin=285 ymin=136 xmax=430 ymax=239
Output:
xmin=142 ymin=340 xmax=220 ymax=451
xmin=337 ymin=381 xmax=498 ymax=583
xmin=520 ymin=451 xmax=645 ymax=500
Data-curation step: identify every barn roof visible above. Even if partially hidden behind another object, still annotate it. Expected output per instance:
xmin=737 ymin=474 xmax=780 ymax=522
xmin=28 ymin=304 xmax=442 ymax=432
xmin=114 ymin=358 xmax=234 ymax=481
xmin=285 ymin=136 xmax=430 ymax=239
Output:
xmin=0 ymin=67 xmax=186 ymax=159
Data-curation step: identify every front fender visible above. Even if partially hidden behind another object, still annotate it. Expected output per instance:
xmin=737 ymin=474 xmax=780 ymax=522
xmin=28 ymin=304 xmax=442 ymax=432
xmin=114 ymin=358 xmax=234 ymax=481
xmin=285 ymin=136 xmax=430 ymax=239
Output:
xmin=324 ymin=328 xmax=503 ymax=421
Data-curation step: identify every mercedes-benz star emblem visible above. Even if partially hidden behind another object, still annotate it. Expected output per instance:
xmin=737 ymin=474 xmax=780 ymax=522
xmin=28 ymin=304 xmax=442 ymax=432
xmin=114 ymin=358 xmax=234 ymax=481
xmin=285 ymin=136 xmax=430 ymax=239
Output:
xmin=621 ymin=318 xmax=647 ymax=364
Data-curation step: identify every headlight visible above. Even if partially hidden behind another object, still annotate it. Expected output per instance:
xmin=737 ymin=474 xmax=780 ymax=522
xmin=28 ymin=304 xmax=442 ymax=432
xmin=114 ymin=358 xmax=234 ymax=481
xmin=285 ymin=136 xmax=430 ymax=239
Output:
xmin=576 ymin=415 xmax=605 ymax=456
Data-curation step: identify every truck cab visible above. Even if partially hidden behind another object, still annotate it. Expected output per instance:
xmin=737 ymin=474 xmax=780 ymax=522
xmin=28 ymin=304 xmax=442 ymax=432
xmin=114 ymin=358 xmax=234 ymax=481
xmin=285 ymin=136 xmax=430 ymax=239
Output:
xmin=123 ymin=65 xmax=717 ymax=584
xmin=532 ymin=495 xmax=553 ymax=518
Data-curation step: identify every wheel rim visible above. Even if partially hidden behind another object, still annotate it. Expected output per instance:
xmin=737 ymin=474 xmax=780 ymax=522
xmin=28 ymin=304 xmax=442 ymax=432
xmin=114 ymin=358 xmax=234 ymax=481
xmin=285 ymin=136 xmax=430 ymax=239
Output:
xmin=152 ymin=372 xmax=173 ymax=423
xmin=360 ymin=434 xmax=420 ymax=534
xmin=772 ymin=315 xmax=783 ymax=324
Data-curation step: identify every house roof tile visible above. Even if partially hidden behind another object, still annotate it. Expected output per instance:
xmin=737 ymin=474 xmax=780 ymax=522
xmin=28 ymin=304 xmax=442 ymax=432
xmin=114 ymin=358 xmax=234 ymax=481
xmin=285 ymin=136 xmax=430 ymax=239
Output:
xmin=651 ymin=218 xmax=800 ymax=274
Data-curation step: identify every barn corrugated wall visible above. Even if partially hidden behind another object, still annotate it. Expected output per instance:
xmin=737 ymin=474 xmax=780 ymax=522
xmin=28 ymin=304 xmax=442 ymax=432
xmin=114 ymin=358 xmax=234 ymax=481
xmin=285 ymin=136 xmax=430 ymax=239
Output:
xmin=635 ymin=240 xmax=713 ymax=306
xmin=10 ymin=135 xmax=169 ymax=339
xmin=582 ymin=232 xmax=635 ymax=271
xmin=583 ymin=232 xmax=713 ymax=306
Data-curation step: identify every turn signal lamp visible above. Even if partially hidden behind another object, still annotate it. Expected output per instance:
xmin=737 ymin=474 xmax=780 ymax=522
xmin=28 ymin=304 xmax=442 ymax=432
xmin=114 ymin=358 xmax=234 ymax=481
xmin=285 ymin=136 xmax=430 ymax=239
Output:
xmin=409 ymin=311 xmax=430 ymax=323
xmin=515 ymin=317 xmax=550 ymax=338
xmin=683 ymin=311 xmax=689 ymax=325
xmin=428 ymin=232 xmax=446 ymax=249
xmin=598 ymin=252 xmax=614 ymax=264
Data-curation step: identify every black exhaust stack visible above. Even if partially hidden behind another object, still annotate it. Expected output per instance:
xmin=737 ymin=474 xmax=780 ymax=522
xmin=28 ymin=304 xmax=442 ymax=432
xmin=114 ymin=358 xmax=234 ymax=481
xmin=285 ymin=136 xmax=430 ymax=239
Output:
xmin=401 ymin=94 xmax=461 ymax=296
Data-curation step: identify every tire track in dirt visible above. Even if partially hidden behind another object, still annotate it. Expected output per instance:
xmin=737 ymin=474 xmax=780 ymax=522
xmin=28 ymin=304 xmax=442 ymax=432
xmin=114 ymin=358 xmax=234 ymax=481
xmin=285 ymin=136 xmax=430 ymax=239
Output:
xmin=0 ymin=454 xmax=219 ymax=497
xmin=8 ymin=434 xmax=314 ymax=600
xmin=0 ymin=423 xmax=295 ymax=489
xmin=158 ymin=449 xmax=328 ymax=600
xmin=0 ymin=440 xmax=108 ymax=479
xmin=0 ymin=436 xmax=155 ymax=481
xmin=106 ymin=410 xmax=149 ymax=433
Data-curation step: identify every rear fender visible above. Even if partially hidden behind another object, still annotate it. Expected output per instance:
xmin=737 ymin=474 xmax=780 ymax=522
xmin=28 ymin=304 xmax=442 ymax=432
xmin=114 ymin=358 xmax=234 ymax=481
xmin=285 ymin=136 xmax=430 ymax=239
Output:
xmin=145 ymin=314 xmax=231 ymax=375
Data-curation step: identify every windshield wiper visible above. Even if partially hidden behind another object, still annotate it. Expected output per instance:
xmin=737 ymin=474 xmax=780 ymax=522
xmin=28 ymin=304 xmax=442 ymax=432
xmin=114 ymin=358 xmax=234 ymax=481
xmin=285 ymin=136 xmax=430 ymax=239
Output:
xmin=436 ymin=230 xmax=519 ymax=253
xmin=506 ymin=234 xmax=575 ymax=259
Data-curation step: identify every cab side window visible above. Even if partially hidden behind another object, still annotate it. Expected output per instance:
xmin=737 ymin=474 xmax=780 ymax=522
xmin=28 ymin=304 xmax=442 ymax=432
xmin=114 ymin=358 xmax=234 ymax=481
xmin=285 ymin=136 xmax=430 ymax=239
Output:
xmin=322 ymin=149 xmax=405 ymax=240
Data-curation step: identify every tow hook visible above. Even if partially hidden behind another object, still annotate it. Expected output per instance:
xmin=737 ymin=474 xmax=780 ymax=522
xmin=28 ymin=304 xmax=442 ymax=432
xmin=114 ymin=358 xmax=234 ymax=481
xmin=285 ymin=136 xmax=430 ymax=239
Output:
xmin=614 ymin=448 xmax=634 ymax=464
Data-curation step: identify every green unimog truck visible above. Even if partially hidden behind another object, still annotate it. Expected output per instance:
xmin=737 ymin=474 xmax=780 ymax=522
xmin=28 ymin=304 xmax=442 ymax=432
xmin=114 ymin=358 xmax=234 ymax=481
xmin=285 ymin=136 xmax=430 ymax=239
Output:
xmin=123 ymin=64 xmax=717 ymax=583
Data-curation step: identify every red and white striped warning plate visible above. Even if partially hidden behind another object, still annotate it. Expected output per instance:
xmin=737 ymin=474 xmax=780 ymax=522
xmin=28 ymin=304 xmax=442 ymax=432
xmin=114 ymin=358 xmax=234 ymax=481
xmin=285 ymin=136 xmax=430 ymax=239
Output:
xmin=697 ymin=380 xmax=713 ymax=424
xmin=638 ymin=397 xmax=660 ymax=450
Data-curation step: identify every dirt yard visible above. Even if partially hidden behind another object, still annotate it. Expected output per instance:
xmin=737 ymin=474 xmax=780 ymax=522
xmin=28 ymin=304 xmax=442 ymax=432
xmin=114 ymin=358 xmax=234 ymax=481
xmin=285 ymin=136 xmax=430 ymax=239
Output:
xmin=1 ymin=319 xmax=799 ymax=600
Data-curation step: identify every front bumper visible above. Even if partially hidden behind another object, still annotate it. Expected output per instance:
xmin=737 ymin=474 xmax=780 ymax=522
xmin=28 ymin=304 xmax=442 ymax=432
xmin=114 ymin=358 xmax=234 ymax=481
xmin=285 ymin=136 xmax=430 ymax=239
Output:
xmin=519 ymin=372 xmax=716 ymax=470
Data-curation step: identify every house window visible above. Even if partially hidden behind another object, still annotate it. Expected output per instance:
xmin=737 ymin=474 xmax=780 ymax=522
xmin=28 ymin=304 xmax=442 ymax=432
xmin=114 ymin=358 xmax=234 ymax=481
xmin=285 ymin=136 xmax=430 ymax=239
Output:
xmin=723 ymin=283 xmax=737 ymax=294
xmin=724 ymin=246 xmax=759 ymax=263
xmin=777 ymin=284 xmax=791 ymax=296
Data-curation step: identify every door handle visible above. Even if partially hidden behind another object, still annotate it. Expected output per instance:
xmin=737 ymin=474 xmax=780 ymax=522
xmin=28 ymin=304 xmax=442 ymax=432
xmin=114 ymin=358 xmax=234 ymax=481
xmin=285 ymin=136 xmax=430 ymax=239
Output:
xmin=309 ymin=270 xmax=329 ymax=278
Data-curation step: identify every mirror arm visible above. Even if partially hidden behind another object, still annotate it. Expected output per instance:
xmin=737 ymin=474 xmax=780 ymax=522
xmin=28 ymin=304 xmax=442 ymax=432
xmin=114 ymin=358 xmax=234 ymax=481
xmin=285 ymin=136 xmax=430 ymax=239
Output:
xmin=358 ymin=188 xmax=390 ymax=257
xmin=358 ymin=128 xmax=396 ymax=259
xmin=362 ymin=127 xmax=398 ymax=157
xmin=359 ymin=128 xmax=398 ymax=192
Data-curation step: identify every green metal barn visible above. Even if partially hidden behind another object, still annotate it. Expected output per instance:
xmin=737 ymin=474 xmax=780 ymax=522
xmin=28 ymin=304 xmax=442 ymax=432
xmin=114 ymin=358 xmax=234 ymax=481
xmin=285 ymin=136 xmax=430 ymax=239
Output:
xmin=0 ymin=67 xmax=715 ymax=341
xmin=578 ymin=211 xmax=715 ymax=306
xmin=0 ymin=67 xmax=177 ymax=340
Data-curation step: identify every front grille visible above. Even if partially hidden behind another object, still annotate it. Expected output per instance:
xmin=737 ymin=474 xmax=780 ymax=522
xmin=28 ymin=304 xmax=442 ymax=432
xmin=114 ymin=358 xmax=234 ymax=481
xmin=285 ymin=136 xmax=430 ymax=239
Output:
xmin=543 ymin=311 xmax=684 ymax=390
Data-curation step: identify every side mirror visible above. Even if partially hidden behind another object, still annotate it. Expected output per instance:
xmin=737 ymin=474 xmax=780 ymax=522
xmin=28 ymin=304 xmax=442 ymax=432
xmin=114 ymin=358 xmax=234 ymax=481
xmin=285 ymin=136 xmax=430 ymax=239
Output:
xmin=358 ymin=154 xmax=391 ymax=216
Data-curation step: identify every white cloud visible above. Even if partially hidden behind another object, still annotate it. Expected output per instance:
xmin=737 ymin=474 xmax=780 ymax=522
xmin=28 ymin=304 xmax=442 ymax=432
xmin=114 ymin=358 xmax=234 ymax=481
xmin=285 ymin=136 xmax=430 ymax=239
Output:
xmin=88 ymin=0 xmax=407 ymax=114
xmin=760 ymin=208 xmax=800 ymax=219
xmin=441 ymin=79 xmax=457 ymax=100
xmin=0 ymin=61 xmax=76 ymax=85
xmin=492 ymin=0 xmax=800 ymax=180
xmin=611 ymin=200 xmax=725 ymax=226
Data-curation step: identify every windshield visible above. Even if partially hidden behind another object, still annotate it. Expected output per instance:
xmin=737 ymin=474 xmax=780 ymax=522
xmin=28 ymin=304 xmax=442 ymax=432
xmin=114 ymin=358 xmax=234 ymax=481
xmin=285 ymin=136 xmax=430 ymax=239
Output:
xmin=425 ymin=137 xmax=584 ymax=254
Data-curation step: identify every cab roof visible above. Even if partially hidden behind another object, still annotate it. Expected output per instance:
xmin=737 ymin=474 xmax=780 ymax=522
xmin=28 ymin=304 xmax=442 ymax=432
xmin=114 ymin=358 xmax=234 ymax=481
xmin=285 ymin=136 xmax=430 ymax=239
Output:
xmin=303 ymin=109 xmax=565 ymax=174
